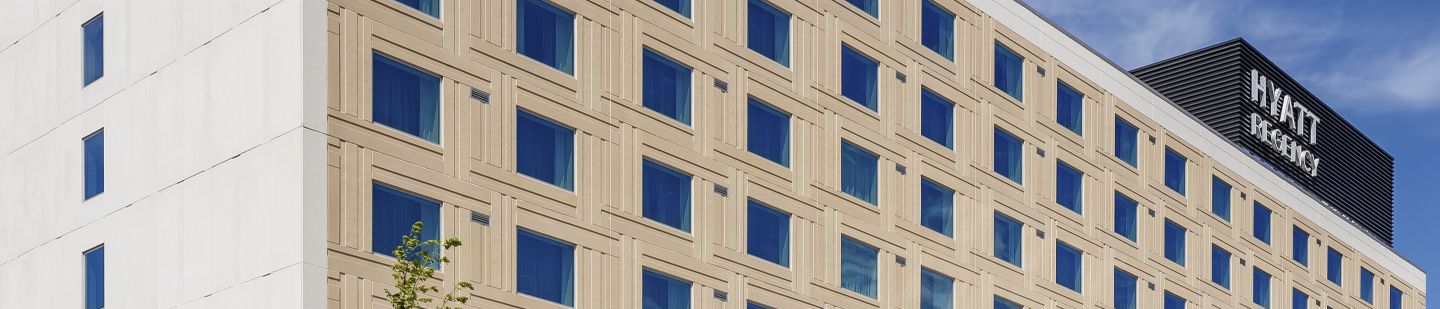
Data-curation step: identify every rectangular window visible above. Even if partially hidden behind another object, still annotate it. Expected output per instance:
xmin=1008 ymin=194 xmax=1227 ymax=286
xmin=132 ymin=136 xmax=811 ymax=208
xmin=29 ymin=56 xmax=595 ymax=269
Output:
xmin=920 ymin=0 xmax=954 ymax=60
xmin=1055 ymin=161 xmax=1083 ymax=214
xmin=747 ymin=302 xmax=770 ymax=309
xmin=643 ymin=160 xmax=692 ymax=232
xmin=1326 ymin=247 xmax=1342 ymax=285
xmin=372 ymin=183 xmax=441 ymax=268
xmin=1164 ymin=292 xmax=1186 ymax=309
xmin=83 ymin=130 xmax=104 ymax=199
xmin=994 ymin=297 xmax=1022 ymax=309
xmin=395 ymin=0 xmax=439 ymax=17
xmin=1390 ymin=286 xmax=1403 ymax=309
xmin=920 ymin=89 xmax=955 ymax=149
xmin=643 ymin=269 xmax=691 ymax=309
xmin=1293 ymin=227 xmax=1310 ymax=265
xmin=654 ymin=0 xmax=690 ymax=17
xmin=1361 ymin=268 xmax=1375 ymax=303
xmin=1055 ymin=242 xmax=1082 ymax=292
xmin=517 ymin=110 xmax=575 ymax=190
xmin=1164 ymin=148 xmax=1187 ymax=195
xmin=994 ymin=43 xmax=1024 ymax=101
xmin=1294 ymin=289 xmax=1309 ymax=309
xmin=1114 ymin=270 xmax=1137 ymax=309
xmin=994 ymin=212 xmax=1023 ymax=267
xmin=1212 ymin=246 xmax=1230 ymax=289
xmin=1211 ymin=178 xmax=1231 ymax=221
xmin=920 ymin=179 xmax=954 ymax=237
xmin=920 ymin=268 xmax=954 ymax=309
xmin=83 ymin=14 xmax=104 ymax=86
xmin=747 ymin=200 xmax=790 ymax=267
xmin=643 ymin=49 xmax=693 ymax=125
xmin=840 ymin=141 xmax=879 ymax=205
xmin=841 ymin=45 xmax=879 ymax=111
xmin=845 ymin=0 xmax=878 ymax=17
xmin=517 ymin=229 xmax=575 ymax=306
xmin=84 ymin=245 xmax=104 ymax=309
xmin=1254 ymin=203 xmax=1272 ymax=244
xmin=840 ymin=236 xmax=879 ymax=299
xmin=1056 ymin=82 xmax=1083 ymax=135
xmin=1114 ymin=117 xmax=1138 ymax=167
xmin=1114 ymin=193 xmax=1137 ymax=241
xmin=1164 ymin=220 xmax=1186 ymax=266
xmin=1254 ymin=268 xmax=1272 ymax=308
xmin=993 ymin=128 xmax=1024 ymax=184
xmin=518 ymin=0 xmax=575 ymax=74
xmin=747 ymin=98 xmax=791 ymax=166
xmin=747 ymin=0 xmax=789 ymax=66
xmin=373 ymin=53 xmax=441 ymax=143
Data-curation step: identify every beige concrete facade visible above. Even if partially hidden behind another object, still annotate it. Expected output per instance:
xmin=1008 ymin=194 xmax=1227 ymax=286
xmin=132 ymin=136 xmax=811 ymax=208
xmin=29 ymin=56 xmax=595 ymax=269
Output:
xmin=322 ymin=0 xmax=1425 ymax=308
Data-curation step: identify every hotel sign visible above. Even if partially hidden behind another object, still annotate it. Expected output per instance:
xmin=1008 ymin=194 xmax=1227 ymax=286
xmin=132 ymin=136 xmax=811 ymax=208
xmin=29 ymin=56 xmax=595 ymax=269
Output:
xmin=1248 ymin=69 xmax=1321 ymax=177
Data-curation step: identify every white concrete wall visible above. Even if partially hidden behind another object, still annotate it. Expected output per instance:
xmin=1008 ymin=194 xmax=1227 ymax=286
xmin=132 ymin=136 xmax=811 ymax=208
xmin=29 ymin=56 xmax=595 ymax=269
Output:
xmin=0 ymin=0 xmax=327 ymax=307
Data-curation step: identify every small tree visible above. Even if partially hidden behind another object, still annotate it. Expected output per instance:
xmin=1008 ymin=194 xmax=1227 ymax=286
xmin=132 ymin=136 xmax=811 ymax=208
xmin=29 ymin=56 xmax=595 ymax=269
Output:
xmin=384 ymin=221 xmax=475 ymax=309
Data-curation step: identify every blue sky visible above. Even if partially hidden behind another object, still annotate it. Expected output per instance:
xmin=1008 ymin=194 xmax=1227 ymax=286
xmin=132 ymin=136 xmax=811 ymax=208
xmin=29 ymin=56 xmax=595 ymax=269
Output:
xmin=1023 ymin=0 xmax=1440 ymax=297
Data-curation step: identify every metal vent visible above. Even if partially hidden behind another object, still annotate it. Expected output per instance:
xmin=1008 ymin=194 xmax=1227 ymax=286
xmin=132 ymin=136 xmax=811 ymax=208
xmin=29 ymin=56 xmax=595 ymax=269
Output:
xmin=713 ymin=184 xmax=729 ymax=197
xmin=470 ymin=211 xmax=491 ymax=226
xmin=1037 ymin=148 xmax=1047 ymax=157
xmin=713 ymin=290 xmax=729 ymax=302
xmin=1148 ymin=135 xmax=1158 ymax=144
xmin=1240 ymin=258 xmax=1247 ymax=266
xmin=713 ymin=78 xmax=729 ymax=93
xmin=895 ymin=163 xmax=907 ymax=175
xmin=1037 ymin=67 xmax=1047 ymax=76
xmin=1148 ymin=282 xmax=1156 ymax=290
xmin=896 ymin=72 xmax=907 ymax=82
xmin=1036 ymin=230 xmax=1046 ymax=239
xmin=470 ymin=87 xmax=491 ymax=104
xmin=1147 ymin=208 xmax=1156 ymax=217
xmin=895 ymin=256 xmax=907 ymax=266
xmin=1240 ymin=192 xmax=1248 ymax=199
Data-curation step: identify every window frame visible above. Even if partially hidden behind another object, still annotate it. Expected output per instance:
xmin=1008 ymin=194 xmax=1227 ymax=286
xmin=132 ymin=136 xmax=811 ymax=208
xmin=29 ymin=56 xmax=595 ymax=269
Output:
xmin=1253 ymin=203 xmax=1272 ymax=244
xmin=919 ymin=178 xmax=955 ymax=237
xmin=82 ymin=13 xmax=104 ymax=86
xmin=1055 ymin=241 xmax=1083 ymax=292
xmin=82 ymin=129 xmax=105 ymax=200
xmin=840 ymin=141 xmax=880 ymax=206
xmin=993 ymin=42 xmax=1025 ymax=101
xmin=642 ymin=269 xmax=693 ymax=309
xmin=1055 ymin=161 xmax=1083 ymax=214
xmin=516 ymin=109 xmax=577 ymax=191
xmin=840 ymin=45 xmax=880 ymax=112
xmin=1211 ymin=177 xmax=1232 ymax=221
xmin=1164 ymin=148 xmax=1187 ymax=195
xmin=746 ymin=200 xmax=791 ymax=267
xmin=919 ymin=0 xmax=955 ymax=61
xmin=1254 ymin=267 xmax=1272 ymax=308
xmin=1360 ymin=267 xmax=1375 ymax=303
xmin=920 ymin=268 xmax=955 ymax=309
xmin=993 ymin=127 xmax=1024 ymax=184
xmin=517 ymin=0 xmax=577 ymax=74
xmin=1212 ymin=245 xmax=1231 ymax=289
xmin=1113 ymin=192 xmax=1138 ymax=242
xmin=993 ymin=212 xmax=1023 ymax=267
xmin=1326 ymin=247 xmax=1343 ymax=285
xmin=919 ymin=88 xmax=955 ymax=149
xmin=641 ymin=48 xmax=695 ymax=125
xmin=840 ymin=236 xmax=880 ymax=299
xmin=371 ymin=52 xmax=443 ymax=144
xmin=1114 ymin=269 xmax=1138 ymax=309
xmin=642 ymin=159 xmax=694 ymax=233
xmin=83 ymin=245 xmax=105 ymax=309
xmin=747 ymin=97 xmax=792 ymax=167
xmin=1056 ymin=81 xmax=1084 ymax=135
xmin=515 ymin=228 xmax=577 ymax=306
xmin=1164 ymin=220 xmax=1187 ymax=266
xmin=746 ymin=0 xmax=791 ymax=66
xmin=1114 ymin=117 xmax=1139 ymax=167
xmin=370 ymin=182 xmax=443 ymax=268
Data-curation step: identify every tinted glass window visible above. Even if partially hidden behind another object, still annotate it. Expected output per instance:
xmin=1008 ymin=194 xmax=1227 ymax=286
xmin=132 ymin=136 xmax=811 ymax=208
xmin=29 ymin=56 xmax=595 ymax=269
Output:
xmin=517 ymin=230 xmax=575 ymax=306
xmin=841 ymin=46 xmax=879 ymax=111
xmin=642 ymin=49 xmax=693 ymax=125
xmin=1164 ymin=220 xmax=1186 ymax=266
xmin=1164 ymin=148 xmax=1186 ymax=195
xmin=1114 ymin=117 xmax=1138 ymax=167
xmin=994 ymin=213 xmax=1023 ymax=267
xmin=994 ymin=43 xmax=1024 ymax=101
xmin=643 ymin=270 xmax=691 ymax=309
xmin=1212 ymin=178 xmax=1231 ymax=221
xmin=1114 ymin=193 xmax=1137 ymax=241
xmin=748 ymin=0 xmax=789 ymax=66
xmin=840 ymin=237 xmax=879 ymax=298
xmin=841 ymin=141 xmax=879 ymax=205
xmin=1055 ymin=161 xmax=1083 ymax=214
xmin=643 ymin=160 xmax=692 ymax=232
xmin=920 ymin=0 xmax=954 ymax=60
xmin=994 ymin=128 xmax=1024 ymax=184
xmin=920 ymin=89 xmax=955 ymax=149
xmin=1056 ymin=82 xmax=1083 ymax=134
xmin=518 ymin=0 xmax=575 ymax=74
xmin=83 ymin=130 xmax=105 ymax=199
xmin=372 ymin=183 xmax=441 ymax=268
xmin=83 ymin=14 xmax=104 ymax=85
xmin=920 ymin=268 xmax=954 ymax=309
xmin=517 ymin=110 xmax=575 ymax=190
xmin=373 ymin=53 xmax=441 ymax=143
xmin=1056 ymin=242 xmax=1082 ymax=292
xmin=747 ymin=98 xmax=791 ymax=166
xmin=747 ymin=201 xmax=790 ymax=267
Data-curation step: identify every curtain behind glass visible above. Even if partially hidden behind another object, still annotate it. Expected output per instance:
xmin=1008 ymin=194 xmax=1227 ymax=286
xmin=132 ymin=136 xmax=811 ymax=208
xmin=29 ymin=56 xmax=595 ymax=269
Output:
xmin=83 ymin=131 xmax=104 ymax=199
xmin=85 ymin=246 xmax=104 ymax=309
xmin=993 ymin=128 xmax=1022 ymax=184
xmin=920 ymin=269 xmax=953 ymax=309
xmin=643 ymin=160 xmax=692 ymax=232
xmin=1164 ymin=149 xmax=1186 ymax=194
xmin=517 ymin=230 xmax=575 ymax=306
xmin=840 ymin=46 xmax=878 ymax=111
xmin=748 ymin=0 xmax=790 ymax=66
xmin=1211 ymin=178 xmax=1231 ymax=220
xmin=1390 ymin=287 xmax=1403 ymax=309
xmin=655 ymin=0 xmax=690 ymax=17
xmin=1361 ymin=268 xmax=1374 ymax=302
xmin=1292 ymin=227 xmax=1309 ymax=265
xmin=1115 ymin=118 xmax=1138 ymax=166
xmin=994 ymin=213 xmax=1021 ymax=266
xmin=920 ymin=179 xmax=953 ymax=237
xmin=1164 ymin=293 xmax=1186 ymax=309
xmin=395 ymin=0 xmax=440 ymax=17
xmin=1114 ymin=270 xmax=1136 ymax=309
xmin=1294 ymin=290 xmax=1309 ymax=309
xmin=1254 ymin=269 xmax=1271 ymax=308
xmin=642 ymin=270 xmax=691 ymax=309
xmin=517 ymin=110 xmax=575 ymax=190
xmin=840 ymin=142 xmax=878 ymax=205
xmin=844 ymin=0 xmax=878 ymax=17
xmin=518 ymin=0 xmax=575 ymax=74
xmin=1254 ymin=203 xmax=1271 ymax=243
xmin=643 ymin=50 xmax=693 ymax=125
xmin=920 ymin=0 xmax=954 ymax=60
xmin=1056 ymin=162 xmax=1082 ymax=213
xmin=747 ymin=98 xmax=790 ymax=166
xmin=1114 ymin=193 xmax=1137 ymax=241
xmin=747 ymin=201 xmax=790 ymax=267
xmin=1327 ymin=249 xmax=1342 ymax=283
xmin=1164 ymin=221 xmax=1185 ymax=265
xmin=372 ymin=184 xmax=441 ymax=268
xmin=994 ymin=43 xmax=1023 ymax=101
xmin=1211 ymin=247 xmax=1230 ymax=288
xmin=840 ymin=237 xmax=878 ymax=298
xmin=920 ymin=89 xmax=954 ymax=148
xmin=994 ymin=297 xmax=1021 ymax=309
xmin=1057 ymin=82 xmax=1083 ymax=134
xmin=83 ymin=15 xmax=104 ymax=85
xmin=1056 ymin=243 xmax=1082 ymax=291
xmin=373 ymin=53 xmax=441 ymax=143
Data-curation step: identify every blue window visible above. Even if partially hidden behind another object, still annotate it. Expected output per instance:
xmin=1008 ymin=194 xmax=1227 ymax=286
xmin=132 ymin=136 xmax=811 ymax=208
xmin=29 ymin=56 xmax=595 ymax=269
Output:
xmin=517 ymin=110 xmax=575 ymax=190
xmin=994 ymin=43 xmax=1024 ymax=101
xmin=1212 ymin=246 xmax=1231 ymax=289
xmin=1391 ymin=286 xmax=1403 ymax=309
xmin=654 ymin=0 xmax=690 ymax=17
xmin=643 ymin=160 xmax=692 ymax=232
xmin=1211 ymin=178 xmax=1231 ymax=221
xmin=747 ymin=98 xmax=790 ymax=166
xmin=518 ymin=0 xmax=575 ymax=74
xmin=920 ymin=0 xmax=954 ymax=60
xmin=1055 ymin=242 xmax=1082 ymax=292
xmin=747 ymin=302 xmax=771 ymax=309
xmin=1254 ymin=268 xmax=1271 ymax=308
xmin=643 ymin=49 xmax=693 ymax=125
xmin=1114 ymin=117 xmax=1138 ymax=167
xmin=1114 ymin=270 xmax=1137 ymax=309
xmin=840 ymin=236 xmax=878 ymax=299
xmin=840 ymin=141 xmax=879 ymax=205
xmin=1293 ymin=289 xmax=1309 ymax=309
xmin=1293 ymin=227 xmax=1310 ymax=265
xmin=845 ymin=0 xmax=878 ymax=17
xmin=1055 ymin=161 xmax=1082 ymax=214
xmin=1361 ymin=268 xmax=1375 ymax=303
xmin=1056 ymin=82 xmax=1083 ymax=135
xmin=994 ymin=297 xmax=1021 ymax=309
xmin=395 ymin=0 xmax=439 ymax=17
xmin=1164 ymin=148 xmax=1186 ymax=195
xmin=373 ymin=53 xmax=441 ymax=143
xmin=1253 ymin=203 xmax=1272 ymax=244
xmin=1164 ymin=220 xmax=1186 ymax=266
xmin=920 ymin=268 xmax=954 ymax=309
xmin=1164 ymin=292 xmax=1186 ymax=309
xmin=82 ymin=14 xmax=104 ymax=86
xmin=993 ymin=128 xmax=1023 ymax=184
xmin=517 ymin=229 xmax=575 ymax=306
xmin=841 ymin=45 xmax=879 ymax=111
xmin=1326 ymin=247 xmax=1342 ymax=285
xmin=84 ymin=246 xmax=104 ymax=309
xmin=748 ymin=0 xmax=789 ymax=66
xmin=920 ymin=89 xmax=955 ymax=149
xmin=643 ymin=269 xmax=691 ymax=309
xmin=1114 ymin=193 xmax=1137 ymax=241
xmin=747 ymin=200 xmax=790 ymax=267
xmin=83 ymin=130 xmax=104 ymax=199
xmin=920 ymin=179 xmax=954 ymax=237
xmin=372 ymin=183 xmax=441 ymax=267
xmin=994 ymin=212 xmax=1023 ymax=267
